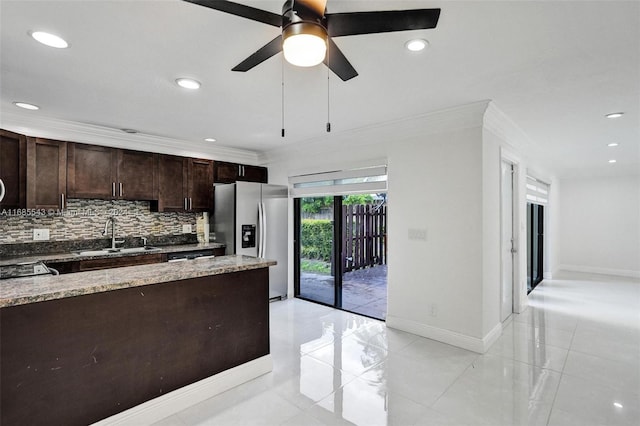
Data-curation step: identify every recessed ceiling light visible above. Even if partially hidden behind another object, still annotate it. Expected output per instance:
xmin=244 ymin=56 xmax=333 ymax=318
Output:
xmin=13 ymin=101 xmax=40 ymax=110
xmin=405 ymin=39 xmax=429 ymax=52
xmin=176 ymin=78 xmax=201 ymax=90
xmin=120 ymin=128 xmax=138 ymax=134
xmin=204 ymin=138 xmax=217 ymax=142
xmin=613 ymin=402 xmax=623 ymax=409
xmin=608 ymin=159 xmax=617 ymax=163
xmin=605 ymin=112 xmax=624 ymax=119
xmin=607 ymin=143 xmax=619 ymax=147
xmin=30 ymin=31 xmax=69 ymax=48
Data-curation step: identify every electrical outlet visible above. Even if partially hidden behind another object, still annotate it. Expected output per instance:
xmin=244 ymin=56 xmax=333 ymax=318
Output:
xmin=182 ymin=224 xmax=192 ymax=234
xmin=33 ymin=229 xmax=50 ymax=241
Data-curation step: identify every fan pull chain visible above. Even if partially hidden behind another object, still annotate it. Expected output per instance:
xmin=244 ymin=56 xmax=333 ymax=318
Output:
xmin=281 ymin=53 xmax=285 ymax=138
xmin=326 ymin=39 xmax=331 ymax=133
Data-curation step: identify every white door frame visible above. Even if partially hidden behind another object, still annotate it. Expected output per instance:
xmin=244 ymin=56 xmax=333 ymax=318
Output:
xmin=499 ymin=147 xmax=524 ymax=317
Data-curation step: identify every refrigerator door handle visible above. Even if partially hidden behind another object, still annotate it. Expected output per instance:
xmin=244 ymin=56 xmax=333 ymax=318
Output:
xmin=0 ymin=179 xmax=5 ymax=202
xmin=257 ymin=202 xmax=263 ymax=257
xmin=261 ymin=201 xmax=267 ymax=258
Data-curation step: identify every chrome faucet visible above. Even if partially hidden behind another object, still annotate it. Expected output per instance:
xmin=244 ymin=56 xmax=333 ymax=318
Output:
xmin=102 ymin=216 xmax=125 ymax=250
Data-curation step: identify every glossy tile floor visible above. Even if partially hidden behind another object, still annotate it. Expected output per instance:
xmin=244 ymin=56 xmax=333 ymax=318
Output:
xmin=154 ymin=271 xmax=639 ymax=425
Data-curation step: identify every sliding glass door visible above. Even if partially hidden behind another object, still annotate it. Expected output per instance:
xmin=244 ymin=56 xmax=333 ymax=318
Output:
xmin=294 ymin=195 xmax=388 ymax=319
xmin=295 ymin=197 xmax=341 ymax=307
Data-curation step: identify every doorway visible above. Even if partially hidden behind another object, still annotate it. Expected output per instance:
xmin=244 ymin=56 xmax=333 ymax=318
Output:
xmin=294 ymin=194 xmax=388 ymax=320
xmin=527 ymin=203 xmax=544 ymax=293
xmin=500 ymin=161 xmax=515 ymax=322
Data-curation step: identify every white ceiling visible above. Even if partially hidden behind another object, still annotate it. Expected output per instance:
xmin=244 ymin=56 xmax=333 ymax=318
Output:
xmin=1 ymin=0 xmax=638 ymax=177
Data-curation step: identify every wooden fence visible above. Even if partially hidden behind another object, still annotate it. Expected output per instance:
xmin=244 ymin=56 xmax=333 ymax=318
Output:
xmin=342 ymin=204 xmax=387 ymax=272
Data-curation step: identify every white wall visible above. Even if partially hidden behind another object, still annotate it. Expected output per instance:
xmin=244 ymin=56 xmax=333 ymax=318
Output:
xmin=265 ymin=101 xmax=518 ymax=352
xmin=558 ymin=175 xmax=640 ymax=277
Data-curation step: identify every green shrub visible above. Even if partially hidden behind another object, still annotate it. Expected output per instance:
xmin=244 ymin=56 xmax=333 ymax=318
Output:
xmin=301 ymin=219 xmax=333 ymax=262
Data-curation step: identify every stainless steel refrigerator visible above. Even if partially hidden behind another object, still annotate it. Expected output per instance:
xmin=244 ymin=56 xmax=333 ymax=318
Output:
xmin=213 ymin=182 xmax=288 ymax=300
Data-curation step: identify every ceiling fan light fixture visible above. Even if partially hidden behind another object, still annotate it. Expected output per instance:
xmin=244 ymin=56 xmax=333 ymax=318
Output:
xmin=30 ymin=31 xmax=69 ymax=48
xmin=405 ymin=39 xmax=429 ymax=52
xmin=282 ymin=23 xmax=327 ymax=67
xmin=175 ymin=78 xmax=201 ymax=90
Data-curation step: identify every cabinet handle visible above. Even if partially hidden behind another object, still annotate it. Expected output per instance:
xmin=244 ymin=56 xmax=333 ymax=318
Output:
xmin=184 ymin=198 xmax=188 ymax=210
xmin=189 ymin=197 xmax=193 ymax=210
xmin=60 ymin=193 xmax=65 ymax=209
xmin=119 ymin=182 xmax=123 ymax=197
xmin=112 ymin=182 xmax=116 ymax=197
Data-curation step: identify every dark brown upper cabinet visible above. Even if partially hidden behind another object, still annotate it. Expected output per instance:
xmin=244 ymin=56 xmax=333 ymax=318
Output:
xmin=0 ymin=129 xmax=27 ymax=210
xmin=116 ymin=149 xmax=157 ymax=200
xmin=26 ymin=137 xmax=67 ymax=210
xmin=214 ymin=161 xmax=267 ymax=184
xmin=153 ymin=155 xmax=212 ymax=212
xmin=188 ymin=158 xmax=214 ymax=211
xmin=67 ymin=143 xmax=116 ymax=199
xmin=155 ymin=154 xmax=188 ymax=212
xmin=67 ymin=143 xmax=156 ymax=200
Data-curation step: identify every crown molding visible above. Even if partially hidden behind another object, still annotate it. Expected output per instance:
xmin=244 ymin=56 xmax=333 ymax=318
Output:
xmin=0 ymin=110 xmax=260 ymax=164
xmin=483 ymin=102 xmax=536 ymax=154
xmin=259 ymin=100 xmax=491 ymax=165
xmin=483 ymin=101 xmax=559 ymax=180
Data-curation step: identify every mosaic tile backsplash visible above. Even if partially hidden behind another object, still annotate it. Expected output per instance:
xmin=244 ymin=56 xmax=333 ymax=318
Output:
xmin=1 ymin=199 xmax=203 ymax=245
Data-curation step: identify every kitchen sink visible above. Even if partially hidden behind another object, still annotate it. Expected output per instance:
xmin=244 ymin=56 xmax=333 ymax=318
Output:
xmin=76 ymin=247 xmax=160 ymax=256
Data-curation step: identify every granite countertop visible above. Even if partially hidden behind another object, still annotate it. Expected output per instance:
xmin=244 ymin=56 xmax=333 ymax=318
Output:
xmin=0 ymin=242 xmax=226 ymax=266
xmin=0 ymin=255 xmax=276 ymax=308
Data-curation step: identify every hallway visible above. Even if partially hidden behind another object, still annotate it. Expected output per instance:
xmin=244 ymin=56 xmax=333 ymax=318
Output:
xmin=151 ymin=271 xmax=639 ymax=425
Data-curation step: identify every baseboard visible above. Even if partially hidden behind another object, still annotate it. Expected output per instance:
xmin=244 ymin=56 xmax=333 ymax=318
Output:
xmin=558 ymin=264 xmax=640 ymax=279
xmin=92 ymin=355 xmax=273 ymax=425
xmin=386 ymin=316 xmax=502 ymax=354
xmin=515 ymin=297 xmax=529 ymax=314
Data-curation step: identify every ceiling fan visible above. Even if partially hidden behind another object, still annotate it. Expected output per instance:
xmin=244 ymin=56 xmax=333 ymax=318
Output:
xmin=184 ymin=0 xmax=441 ymax=81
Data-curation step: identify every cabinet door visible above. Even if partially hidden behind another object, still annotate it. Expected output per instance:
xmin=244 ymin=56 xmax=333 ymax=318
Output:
xmin=240 ymin=165 xmax=268 ymax=183
xmin=213 ymin=161 xmax=239 ymax=184
xmin=155 ymin=154 xmax=188 ymax=211
xmin=67 ymin=143 xmax=116 ymax=199
xmin=188 ymin=158 xmax=213 ymax=211
xmin=117 ymin=149 xmax=157 ymax=200
xmin=26 ymin=138 xmax=67 ymax=210
xmin=0 ymin=129 xmax=27 ymax=209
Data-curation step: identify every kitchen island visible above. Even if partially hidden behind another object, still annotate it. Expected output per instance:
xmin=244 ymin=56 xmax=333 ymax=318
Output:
xmin=0 ymin=255 xmax=275 ymax=425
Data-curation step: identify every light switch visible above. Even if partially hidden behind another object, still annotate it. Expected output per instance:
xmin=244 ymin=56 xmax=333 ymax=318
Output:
xmin=408 ymin=228 xmax=427 ymax=241
xmin=182 ymin=224 xmax=192 ymax=234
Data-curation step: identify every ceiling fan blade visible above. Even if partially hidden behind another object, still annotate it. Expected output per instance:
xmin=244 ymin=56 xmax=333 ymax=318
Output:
xmin=324 ymin=38 xmax=358 ymax=81
xmin=232 ymin=35 xmax=283 ymax=72
xmin=295 ymin=0 xmax=327 ymax=17
xmin=326 ymin=9 xmax=441 ymax=37
xmin=183 ymin=0 xmax=281 ymax=27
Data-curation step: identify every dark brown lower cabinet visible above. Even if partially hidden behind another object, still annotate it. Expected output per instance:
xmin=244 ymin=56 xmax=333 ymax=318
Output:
xmin=0 ymin=268 xmax=269 ymax=426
